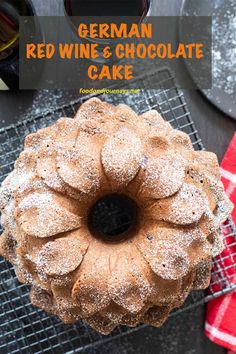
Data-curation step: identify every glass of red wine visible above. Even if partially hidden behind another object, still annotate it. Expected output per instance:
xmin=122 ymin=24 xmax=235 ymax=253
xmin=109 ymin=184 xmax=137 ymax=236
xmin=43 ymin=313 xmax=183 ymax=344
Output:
xmin=63 ymin=0 xmax=152 ymax=64
xmin=0 ymin=0 xmax=36 ymax=90
xmin=64 ymin=0 xmax=151 ymax=19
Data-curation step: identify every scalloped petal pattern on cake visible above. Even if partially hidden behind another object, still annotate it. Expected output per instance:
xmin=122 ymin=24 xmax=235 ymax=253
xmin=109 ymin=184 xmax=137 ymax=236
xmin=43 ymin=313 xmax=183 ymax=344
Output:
xmin=148 ymin=183 xmax=208 ymax=225
xmin=101 ymin=128 xmax=143 ymax=189
xmin=139 ymin=153 xmax=187 ymax=199
xmin=16 ymin=192 xmax=82 ymax=238
xmin=108 ymin=247 xmax=152 ymax=314
xmin=72 ymin=243 xmax=111 ymax=316
xmin=36 ymin=235 xmax=89 ymax=276
xmin=57 ymin=143 xmax=101 ymax=195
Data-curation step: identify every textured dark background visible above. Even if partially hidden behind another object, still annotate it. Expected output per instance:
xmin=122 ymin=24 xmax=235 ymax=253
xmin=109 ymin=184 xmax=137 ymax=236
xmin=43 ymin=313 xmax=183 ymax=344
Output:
xmin=0 ymin=0 xmax=235 ymax=353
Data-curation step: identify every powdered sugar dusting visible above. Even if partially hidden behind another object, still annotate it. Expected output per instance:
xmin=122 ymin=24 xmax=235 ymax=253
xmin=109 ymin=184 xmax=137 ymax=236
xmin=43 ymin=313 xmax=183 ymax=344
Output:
xmin=18 ymin=192 xmax=81 ymax=238
xmin=19 ymin=191 xmax=54 ymax=211
xmin=108 ymin=249 xmax=151 ymax=314
xmin=140 ymin=154 xmax=186 ymax=199
xmin=166 ymin=184 xmax=206 ymax=225
xmin=57 ymin=143 xmax=101 ymax=194
xmin=140 ymin=238 xmax=190 ymax=281
xmin=36 ymin=236 xmax=88 ymax=276
xmin=211 ymin=0 xmax=236 ymax=95
xmin=102 ymin=127 xmax=142 ymax=188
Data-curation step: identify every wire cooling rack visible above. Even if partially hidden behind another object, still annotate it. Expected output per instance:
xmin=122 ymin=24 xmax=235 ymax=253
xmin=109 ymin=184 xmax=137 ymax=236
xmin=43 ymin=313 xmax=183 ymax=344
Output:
xmin=0 ymin=67 xmax=236 ymax=354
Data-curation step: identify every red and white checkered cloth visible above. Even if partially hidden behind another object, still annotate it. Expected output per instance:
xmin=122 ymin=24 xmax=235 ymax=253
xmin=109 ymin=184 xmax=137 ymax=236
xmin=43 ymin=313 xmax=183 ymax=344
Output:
xmin=205 ymin=132 xmax=236 ymax=352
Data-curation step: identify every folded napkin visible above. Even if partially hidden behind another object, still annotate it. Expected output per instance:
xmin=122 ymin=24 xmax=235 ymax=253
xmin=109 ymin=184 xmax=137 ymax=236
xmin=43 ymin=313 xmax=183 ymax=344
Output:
xmin=205 ymin=132 xmax=236 ymax=352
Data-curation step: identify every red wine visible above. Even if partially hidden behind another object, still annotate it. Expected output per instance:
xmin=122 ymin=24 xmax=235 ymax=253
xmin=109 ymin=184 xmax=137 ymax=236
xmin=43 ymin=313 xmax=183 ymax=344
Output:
xmin=0 ymin=1 xmax=19 ymax=61
xmin=0 ymin=0 xmax=36 ymax=90
xmin=64 ymin=0 xmax=150 ymax=17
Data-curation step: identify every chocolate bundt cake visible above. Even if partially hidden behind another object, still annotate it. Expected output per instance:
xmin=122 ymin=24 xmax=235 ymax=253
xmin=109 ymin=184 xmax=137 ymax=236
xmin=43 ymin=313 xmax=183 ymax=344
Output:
xmin=0 ymin=98 xmax=233 ymax=334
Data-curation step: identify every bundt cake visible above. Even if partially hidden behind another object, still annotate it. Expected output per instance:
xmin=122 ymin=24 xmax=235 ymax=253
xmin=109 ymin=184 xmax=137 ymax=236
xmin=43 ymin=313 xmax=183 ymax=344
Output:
xmin=0 ymin=98 xmax=233 ymax=334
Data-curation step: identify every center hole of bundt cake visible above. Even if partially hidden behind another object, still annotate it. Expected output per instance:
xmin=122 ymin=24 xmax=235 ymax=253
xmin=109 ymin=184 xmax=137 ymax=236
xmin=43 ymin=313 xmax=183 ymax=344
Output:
xmin=88 ymin=194 xmax=139 ymax=242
